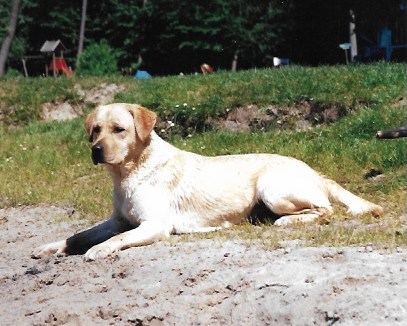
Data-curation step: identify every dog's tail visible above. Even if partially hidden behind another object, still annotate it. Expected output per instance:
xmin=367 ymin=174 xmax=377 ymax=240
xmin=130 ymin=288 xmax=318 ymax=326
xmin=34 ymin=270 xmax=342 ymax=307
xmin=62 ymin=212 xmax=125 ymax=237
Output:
xmin=324 ymin=178 xmax=383 ymax=216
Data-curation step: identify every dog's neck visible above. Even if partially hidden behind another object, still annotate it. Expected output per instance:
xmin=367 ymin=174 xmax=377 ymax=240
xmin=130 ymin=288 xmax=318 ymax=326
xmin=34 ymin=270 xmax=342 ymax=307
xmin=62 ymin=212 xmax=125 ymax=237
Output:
xmin=106 ymin=131 xmax=176 ymax=185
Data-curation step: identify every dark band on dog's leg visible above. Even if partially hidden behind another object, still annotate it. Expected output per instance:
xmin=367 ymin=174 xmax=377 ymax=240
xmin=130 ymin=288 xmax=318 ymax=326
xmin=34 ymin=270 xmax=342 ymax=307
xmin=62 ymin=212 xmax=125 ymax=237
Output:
xmin=65 ymin=228 xmax=116 ymax=255
xmin=65 ymin=219 xmax=134 ymax=255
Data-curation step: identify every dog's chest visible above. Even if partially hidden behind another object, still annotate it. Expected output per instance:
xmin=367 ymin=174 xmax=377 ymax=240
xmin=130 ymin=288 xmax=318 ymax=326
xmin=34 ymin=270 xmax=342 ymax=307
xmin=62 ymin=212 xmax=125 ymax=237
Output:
xmin=112 ymin=176 xmax=141 ymax=222
xmin=114 ymin=174 xmax=164 ymax=224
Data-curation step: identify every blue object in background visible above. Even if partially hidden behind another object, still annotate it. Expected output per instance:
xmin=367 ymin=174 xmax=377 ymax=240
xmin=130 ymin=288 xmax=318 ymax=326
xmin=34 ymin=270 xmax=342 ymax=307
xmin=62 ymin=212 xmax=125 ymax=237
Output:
xmin=134 ymin=70 xmax=152 ymax=79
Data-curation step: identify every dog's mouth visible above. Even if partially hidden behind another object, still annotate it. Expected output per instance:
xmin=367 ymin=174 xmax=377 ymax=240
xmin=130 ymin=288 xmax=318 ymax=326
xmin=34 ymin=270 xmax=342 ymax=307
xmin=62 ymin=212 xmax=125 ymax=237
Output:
xmin=91 ymin=149 xmax=122 ymax=166
xmin=91 ymin=155 xmax=104 ymax=165
xmin=91 ymin=156 xmax=103 ymax=165
xmin=91 ymin=144 xmax=126 ymax=166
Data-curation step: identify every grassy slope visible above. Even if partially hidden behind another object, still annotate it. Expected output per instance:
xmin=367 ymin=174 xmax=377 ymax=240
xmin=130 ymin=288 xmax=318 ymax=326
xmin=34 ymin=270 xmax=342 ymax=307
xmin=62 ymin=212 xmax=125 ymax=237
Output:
xmin=0 ymin=63 xmax=405 ymax=247
xmin=1 ymin=63 xmax=405 ymax=125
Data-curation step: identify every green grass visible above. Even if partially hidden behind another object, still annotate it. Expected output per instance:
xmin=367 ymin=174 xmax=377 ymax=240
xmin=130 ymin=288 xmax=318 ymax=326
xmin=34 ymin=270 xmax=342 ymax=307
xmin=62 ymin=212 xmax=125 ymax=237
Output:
xmin=0 ymin=63 xmax=405 ymax=248
xmin=1 ymin=62 xmax=406 ymax=127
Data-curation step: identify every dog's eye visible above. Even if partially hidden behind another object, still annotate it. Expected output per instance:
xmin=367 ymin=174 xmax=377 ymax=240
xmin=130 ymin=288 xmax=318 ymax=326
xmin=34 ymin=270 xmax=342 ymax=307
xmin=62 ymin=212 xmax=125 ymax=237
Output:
xmin=93 ymin=126 xmax=101 ymax=134
xmin=114 ymin=127 xmax=125 ymax=133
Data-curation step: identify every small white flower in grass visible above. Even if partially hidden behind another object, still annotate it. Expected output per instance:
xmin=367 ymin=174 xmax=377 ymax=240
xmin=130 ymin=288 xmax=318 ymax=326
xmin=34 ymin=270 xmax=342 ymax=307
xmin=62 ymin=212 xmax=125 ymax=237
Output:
xmin=160 ymin=129 xmax=166 ymax=133
xmin=192 ymin=107 xmax=196 ymax=111
xmin=175 ymin=104 xmax=179 ymax=108
xmin=183 ymin=103 xmax=188 ymax=107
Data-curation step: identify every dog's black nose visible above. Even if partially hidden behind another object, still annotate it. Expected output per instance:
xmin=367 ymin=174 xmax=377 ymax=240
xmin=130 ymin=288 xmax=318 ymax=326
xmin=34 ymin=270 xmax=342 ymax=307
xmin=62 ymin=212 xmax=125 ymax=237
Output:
xmin=91 ymin=144 xmax=104 ymax=165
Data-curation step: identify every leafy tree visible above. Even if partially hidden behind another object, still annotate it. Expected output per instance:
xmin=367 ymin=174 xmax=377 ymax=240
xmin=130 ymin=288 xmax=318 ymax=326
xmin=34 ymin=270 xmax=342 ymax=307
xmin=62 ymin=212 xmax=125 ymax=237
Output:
xmin=149 ymin=0 xmax=292 ymax=72
xmin=103 ymin=0 xmax=151 ymax=68
xmin=214 ymin=0 xmax=292 ymax=70
xmin=2 ymin=0 xmax=406 ymax=75
xmin=2 ymin=0 xmax=293 ymax=74
xmin=21 ymin=0 xmax=81 ymax=66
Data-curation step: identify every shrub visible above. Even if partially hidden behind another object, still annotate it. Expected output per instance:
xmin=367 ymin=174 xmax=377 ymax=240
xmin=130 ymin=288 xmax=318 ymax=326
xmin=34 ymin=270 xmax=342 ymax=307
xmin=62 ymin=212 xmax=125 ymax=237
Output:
xmin=4 ymin=68 xmax=22 ymax=78
xmin=76 ymin=40 xmax=118 ymax=76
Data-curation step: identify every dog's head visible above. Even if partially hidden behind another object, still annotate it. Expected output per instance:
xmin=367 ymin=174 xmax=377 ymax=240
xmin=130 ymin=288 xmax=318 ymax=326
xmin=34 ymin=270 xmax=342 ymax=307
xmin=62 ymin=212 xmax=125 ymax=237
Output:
xmin=85 ymin=103 xmax=157 ymax=165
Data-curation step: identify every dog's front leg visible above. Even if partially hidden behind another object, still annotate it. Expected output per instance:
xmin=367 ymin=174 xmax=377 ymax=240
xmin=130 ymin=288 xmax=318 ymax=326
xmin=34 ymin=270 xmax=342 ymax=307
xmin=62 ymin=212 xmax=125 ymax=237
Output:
xmin=84 ymin=221 xmax=169 ymax=261
xmin=32 ymin=239 xmax=68 ymax=258
xmin=32 ymin=216 xmax=132 ymax=258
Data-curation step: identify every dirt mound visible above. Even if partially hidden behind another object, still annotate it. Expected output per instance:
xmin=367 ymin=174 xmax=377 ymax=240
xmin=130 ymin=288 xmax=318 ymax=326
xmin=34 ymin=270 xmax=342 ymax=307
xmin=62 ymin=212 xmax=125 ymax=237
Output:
xmin=156 ymin=100 xmax=349 ymax=138
xmin=41 ymin=83 xmax=125 ymax=122
xmin=37 ymin=80 xmax=347 ymax=133
xmin=1 ymin=206 xmax=406 ymax=326
xmin=74 ymin=83 xmax=125 ymax=105
xmin=211 ymin=100 xmax=348 ymax=133
xmin=41 ymin=102 xmax=83 ymax=122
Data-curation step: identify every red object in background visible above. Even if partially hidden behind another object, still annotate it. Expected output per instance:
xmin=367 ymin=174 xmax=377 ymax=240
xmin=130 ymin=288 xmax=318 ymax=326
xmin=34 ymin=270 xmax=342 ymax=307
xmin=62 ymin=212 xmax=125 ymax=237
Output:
xmin=200 ymin=63 xmax=213 ymax=74
xmin=48 ymin=58 xmax=72 ymax=77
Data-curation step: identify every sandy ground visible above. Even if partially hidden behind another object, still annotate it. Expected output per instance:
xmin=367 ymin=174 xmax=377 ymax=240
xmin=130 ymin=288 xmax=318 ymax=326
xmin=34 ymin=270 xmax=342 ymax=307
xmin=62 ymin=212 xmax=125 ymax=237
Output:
xmin=1 ymin=205 xmax=406 ymax=326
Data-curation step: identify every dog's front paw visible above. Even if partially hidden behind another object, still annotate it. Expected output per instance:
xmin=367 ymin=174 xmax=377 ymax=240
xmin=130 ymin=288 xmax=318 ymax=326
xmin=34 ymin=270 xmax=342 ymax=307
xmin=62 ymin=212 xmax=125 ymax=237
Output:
xmin=84 ymin=244 xmax=115 ymax=261
xmin=32 ymin=240 xmax=67 ymax=259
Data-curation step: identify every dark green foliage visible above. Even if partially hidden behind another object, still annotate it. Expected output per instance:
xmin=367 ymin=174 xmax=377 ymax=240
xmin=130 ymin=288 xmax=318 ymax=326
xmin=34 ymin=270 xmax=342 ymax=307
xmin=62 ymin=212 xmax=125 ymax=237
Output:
xmin=76 ymin=41 xmax=118 ymax=76
xmin=1 ymin=0 xmax=405 ymax=75
xmin=1 ymin=0 xmax=291 ymax=74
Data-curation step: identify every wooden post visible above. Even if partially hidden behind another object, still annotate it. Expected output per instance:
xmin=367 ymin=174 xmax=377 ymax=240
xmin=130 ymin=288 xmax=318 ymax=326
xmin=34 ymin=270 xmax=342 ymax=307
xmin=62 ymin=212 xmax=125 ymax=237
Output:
xmin=21 ymin=57 xmax=28 ymax=77
xmin=53 ymin=52 xmax=56 ymax=77
xmin=349 ymin=10 xmax=358 ymax=62
xmin=231 ymin=50 xmax=239 ymax=72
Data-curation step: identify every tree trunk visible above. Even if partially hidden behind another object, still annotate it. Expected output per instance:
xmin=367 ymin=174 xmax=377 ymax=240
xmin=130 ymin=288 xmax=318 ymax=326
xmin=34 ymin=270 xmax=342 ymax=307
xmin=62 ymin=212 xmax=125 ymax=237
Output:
xmin=136 ymin=0 xmax=148 ymax=68
xmin=0 ymin=0 xmax=23 ymax=76
xmin=76 ymin=0 xmax=88 ymax=68
xmin=231 ymin=49 xmax=239 ymax=72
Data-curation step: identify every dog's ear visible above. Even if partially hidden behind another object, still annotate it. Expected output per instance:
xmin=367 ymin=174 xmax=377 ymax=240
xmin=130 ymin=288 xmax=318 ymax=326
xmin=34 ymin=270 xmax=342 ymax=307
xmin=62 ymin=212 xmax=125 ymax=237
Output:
xmin=127 ymin=105 xmax=157 ymax=143
xmin=85 ymin=109 xmax=96 ymax=142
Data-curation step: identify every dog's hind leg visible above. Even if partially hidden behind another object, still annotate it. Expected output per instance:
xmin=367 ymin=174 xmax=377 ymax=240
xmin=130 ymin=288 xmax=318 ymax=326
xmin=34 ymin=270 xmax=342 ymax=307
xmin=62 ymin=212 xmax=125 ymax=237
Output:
xmin=272 ymin=207 xmax=332 ymax=226
xmin=256 ymin=171 xmax=333 ymax=226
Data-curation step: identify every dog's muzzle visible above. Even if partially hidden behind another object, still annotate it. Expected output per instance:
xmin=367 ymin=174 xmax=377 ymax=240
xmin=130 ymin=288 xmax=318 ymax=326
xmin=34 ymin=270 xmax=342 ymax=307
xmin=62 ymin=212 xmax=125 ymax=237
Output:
xmin=91 ymin=144 xmax=104 ymax=165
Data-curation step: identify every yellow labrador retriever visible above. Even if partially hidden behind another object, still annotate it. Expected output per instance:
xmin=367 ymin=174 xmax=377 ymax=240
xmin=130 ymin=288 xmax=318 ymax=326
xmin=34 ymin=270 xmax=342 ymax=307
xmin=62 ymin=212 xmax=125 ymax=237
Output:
xmin=33 ymin=103 xmax=383 ymax=261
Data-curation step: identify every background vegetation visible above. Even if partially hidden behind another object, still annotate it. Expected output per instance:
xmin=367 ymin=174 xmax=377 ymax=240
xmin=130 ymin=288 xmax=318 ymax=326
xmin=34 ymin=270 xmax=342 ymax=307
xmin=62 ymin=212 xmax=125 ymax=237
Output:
xmin=1 ymin=0 xmax=405 ymax=76
xmin=0 ymin=63 xmax=405 ymax=248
